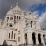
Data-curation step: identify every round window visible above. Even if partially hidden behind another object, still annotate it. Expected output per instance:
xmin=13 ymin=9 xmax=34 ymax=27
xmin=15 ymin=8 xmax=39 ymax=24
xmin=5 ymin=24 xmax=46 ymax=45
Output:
xmin=9 ymin=24 xmax=12 ymax=27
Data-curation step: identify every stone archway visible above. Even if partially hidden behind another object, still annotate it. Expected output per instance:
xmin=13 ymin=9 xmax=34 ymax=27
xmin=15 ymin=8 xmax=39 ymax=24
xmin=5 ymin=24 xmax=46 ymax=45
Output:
xmin=24 ymin=33 xmax=27 ymax=45
xmin=38 ymin=33 xmax=41 ymax=44
xmin=32 ymin=32 xmax=36 ymax=44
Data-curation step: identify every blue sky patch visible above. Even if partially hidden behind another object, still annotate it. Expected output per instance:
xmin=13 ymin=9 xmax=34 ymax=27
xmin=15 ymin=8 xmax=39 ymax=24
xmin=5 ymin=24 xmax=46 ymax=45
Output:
xmin=29 ymin=3 xmax=46 ymax=16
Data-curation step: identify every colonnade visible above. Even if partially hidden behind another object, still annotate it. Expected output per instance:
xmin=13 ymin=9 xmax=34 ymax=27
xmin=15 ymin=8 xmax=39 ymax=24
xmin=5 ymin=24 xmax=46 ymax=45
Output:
xmin=24 ymin=32 xmax=46 ymax=45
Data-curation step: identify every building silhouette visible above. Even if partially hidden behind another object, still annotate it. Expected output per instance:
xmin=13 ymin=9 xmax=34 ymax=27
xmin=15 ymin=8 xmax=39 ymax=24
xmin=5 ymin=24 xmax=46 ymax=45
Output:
xmin=0 ymin=2 xmax=46 ymax=46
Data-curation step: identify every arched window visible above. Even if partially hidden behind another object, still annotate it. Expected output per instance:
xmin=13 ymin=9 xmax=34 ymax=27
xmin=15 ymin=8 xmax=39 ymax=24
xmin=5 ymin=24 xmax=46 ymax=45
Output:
xmin=32 ymin=32 xmax=36 ymax=44
xmin=19 ymin=16 xmax=20 ymax=20
xmin=43 ymin=34 xmax=45 ymax=38
xmin=14 ymin=33 xmax=15 ymax=39
xmin=38 ymin=33 xmax=41 ymax=44
xmin=29 ymin=13 xmax=31 ymax=15
xmin=9 ymin=33 xmax=10 ymax=38
xmin=10 ymin=17 xmax=13 ymax=20
xmin=9 ymin=24 xmax=12 ymax=27
xmin=7 ymin=17 xmax=9 ymax=20
xmin=11 ymin=31 xmax=13 ymax=39
xmin=31 ymin=21 xmax=33 ymax=28
xmin=14 ymin=16 xmax=16 ymax=24
xmin=17 ymin=16 xmax=18 ymax=19
xmin=7 ymin=17 xmax=9 ymax=22
xmin=14 ymin=16 xmax=16 ymax=19
xmin=25 ymin=33 xmax=27 ymax=39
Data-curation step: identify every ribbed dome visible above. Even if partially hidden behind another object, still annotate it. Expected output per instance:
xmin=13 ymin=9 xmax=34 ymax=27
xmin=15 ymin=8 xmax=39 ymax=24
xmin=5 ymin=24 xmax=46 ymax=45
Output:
xmin=13 ymin=2 xmax=21 ymax=11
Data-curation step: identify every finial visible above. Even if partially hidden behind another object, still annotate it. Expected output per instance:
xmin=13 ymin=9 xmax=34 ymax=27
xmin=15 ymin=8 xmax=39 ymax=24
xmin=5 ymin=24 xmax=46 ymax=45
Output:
xmin=11 ymin=6 xmax=12 ymax=9
xmin=16 ymin=2 xmax=18 ymax=7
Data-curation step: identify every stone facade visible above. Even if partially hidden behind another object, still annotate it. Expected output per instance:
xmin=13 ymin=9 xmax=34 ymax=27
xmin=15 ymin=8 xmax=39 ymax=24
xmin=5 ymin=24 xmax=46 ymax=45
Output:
xmin=0 ymin=2 xmax=46 ymax=46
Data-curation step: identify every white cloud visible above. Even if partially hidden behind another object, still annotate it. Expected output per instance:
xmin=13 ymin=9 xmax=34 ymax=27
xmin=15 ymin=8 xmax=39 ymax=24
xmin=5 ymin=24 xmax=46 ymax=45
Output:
xmin=32 ymin=11 xmax=46 ymax=29
xmin=39 ymin=12 xmax=46 ymax=29
xmin=32 ymin=11 xmax=39 ymax=18
xmin=32 ymin=11 xmax=38 ymax=16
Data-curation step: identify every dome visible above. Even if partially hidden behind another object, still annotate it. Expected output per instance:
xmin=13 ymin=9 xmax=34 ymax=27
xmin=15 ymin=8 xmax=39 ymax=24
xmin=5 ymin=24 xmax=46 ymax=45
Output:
xmin=6 ymin=6 xmax=14 ymax=16
xmin=13 ymin=2 xmax=21 ymax=11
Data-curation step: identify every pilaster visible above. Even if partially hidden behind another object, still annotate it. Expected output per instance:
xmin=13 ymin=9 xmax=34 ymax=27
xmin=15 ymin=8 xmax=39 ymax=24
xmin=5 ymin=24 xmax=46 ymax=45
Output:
xmin=41 ymin=34 xmax=45 ymax=45
xmin=36 ymin=34 xmax=39 ymax=44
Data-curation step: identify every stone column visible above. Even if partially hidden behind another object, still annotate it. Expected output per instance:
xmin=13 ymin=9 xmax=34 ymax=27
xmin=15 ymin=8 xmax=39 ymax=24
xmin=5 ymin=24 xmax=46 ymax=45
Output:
xmin=41 ymin=34 xmax=45 ymax=45
xmin=23 ymin=33 xmax=26 ymax=44
xmin=36 ymin=34 xmax=39 ymax=44
xmin=30 ymin=32 xmax=33 ymax=44
xmin=27 ymin=32 xmax=33 ymax=44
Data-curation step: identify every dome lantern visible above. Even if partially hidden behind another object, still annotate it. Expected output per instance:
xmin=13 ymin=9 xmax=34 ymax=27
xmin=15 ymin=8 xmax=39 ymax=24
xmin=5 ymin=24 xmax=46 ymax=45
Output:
xmin=16 ymin=2 xmax=18 ymax=7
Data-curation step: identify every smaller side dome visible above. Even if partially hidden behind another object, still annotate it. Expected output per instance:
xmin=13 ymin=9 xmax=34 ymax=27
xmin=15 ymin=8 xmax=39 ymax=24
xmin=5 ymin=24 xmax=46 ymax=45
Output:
xmin=6 ymin=6 xmax=14 ymax=16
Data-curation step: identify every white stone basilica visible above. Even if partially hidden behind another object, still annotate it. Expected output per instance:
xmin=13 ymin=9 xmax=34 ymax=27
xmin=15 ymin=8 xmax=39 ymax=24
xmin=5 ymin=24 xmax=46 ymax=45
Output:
xmin=0 ymin=2 xmax=46 ymax=46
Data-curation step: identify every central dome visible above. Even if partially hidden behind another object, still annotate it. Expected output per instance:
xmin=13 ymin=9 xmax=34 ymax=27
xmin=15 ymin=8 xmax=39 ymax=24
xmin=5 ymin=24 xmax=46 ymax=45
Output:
xmin=6 ymin=2 xmax=22 ymax=16
xmin=13 ymin=2 xmax=21 ymax=11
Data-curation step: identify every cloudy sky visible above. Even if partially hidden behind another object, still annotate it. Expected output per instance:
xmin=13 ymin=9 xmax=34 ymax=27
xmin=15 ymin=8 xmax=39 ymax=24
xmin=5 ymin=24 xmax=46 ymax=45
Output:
xmin=0 ymin=0 xmax=46 ymax=29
